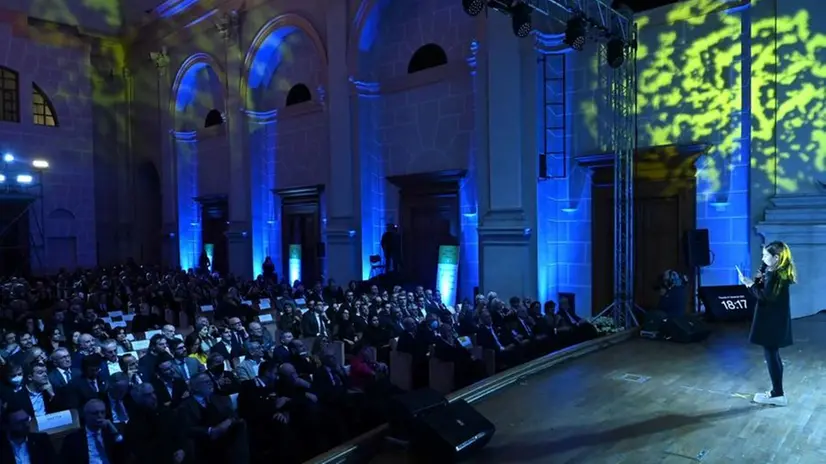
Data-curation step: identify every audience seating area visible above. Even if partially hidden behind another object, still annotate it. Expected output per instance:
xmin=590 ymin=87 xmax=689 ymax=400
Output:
xmin=0 ymin=265 xmax=600 ymax=463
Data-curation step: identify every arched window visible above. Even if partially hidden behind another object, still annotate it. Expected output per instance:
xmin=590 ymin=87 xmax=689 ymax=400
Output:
xmin=32 ymin=83 xmax=58 ymax=127
xmin=204 ymin=109 xmax=224 ymax=128
xmin=285 ymin=84 xmax=312 ymax=106
xmin=0 ymin=67 xmax=20 ymax=123
xmin=407 ymin=44 xmax=448 ymax=74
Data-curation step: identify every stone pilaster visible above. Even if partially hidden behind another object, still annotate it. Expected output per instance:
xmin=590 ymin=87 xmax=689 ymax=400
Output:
xmin=119 ymin=67 xmax=137 ymax=261
xmin=153 ymin=48 xmax=178 ymax=267
xmin=325 ymin=0 xmax=360 ymax=284
xmin=220 ymin=11 xmax=253 ymax=278
xmin=475 ymin=13 xmax=538 ymax=298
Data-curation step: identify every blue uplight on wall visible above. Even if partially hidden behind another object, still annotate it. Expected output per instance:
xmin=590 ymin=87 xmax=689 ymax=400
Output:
xmin=436 ymin=246 xmax=460 ymax=307
xmin=248 ymin=111 xmax=279 ymax=278
xmin=173 ymin=131 xmax=200 ymax=271
xmin=288 ymin=244 xmax=302 ymax=284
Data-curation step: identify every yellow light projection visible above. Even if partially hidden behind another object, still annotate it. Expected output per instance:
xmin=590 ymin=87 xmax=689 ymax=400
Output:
xmin=582 ymin=0 xmax=826 ymax=194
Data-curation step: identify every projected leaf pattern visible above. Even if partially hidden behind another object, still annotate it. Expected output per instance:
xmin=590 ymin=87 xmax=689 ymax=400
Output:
xmin=582 ymin=0 xmax=826 ymax=194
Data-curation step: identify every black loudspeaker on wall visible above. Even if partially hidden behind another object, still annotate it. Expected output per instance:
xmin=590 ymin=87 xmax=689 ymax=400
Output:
xmin=684 ymin=229 xmax=711 ymax=268
xmin=388 ymin=389 xmax=496 ymax=462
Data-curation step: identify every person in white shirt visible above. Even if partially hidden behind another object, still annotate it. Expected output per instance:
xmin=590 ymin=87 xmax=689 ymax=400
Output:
xmin=59 ymin=399 xmax=125 ymax=464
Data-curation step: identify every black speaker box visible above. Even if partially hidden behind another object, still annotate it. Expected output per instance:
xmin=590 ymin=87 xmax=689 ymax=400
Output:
xmin=388 ymin=388 xmax=448 ymax=438
xmin=684 ymin=229 xmax=711 ymax=268
xmin=663 ymin=314 xmax=710 ymax=343
xmin=411 ymin=399 xmax=496 ymax=462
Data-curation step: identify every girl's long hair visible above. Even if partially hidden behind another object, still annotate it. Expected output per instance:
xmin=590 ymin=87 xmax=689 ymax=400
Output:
xmin=765 ymin=241 xmax=796 ymax=284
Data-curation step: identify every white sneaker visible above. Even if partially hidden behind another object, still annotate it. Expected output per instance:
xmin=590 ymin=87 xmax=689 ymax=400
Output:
xmin=753 ymin=391 xmax=788 ymax=406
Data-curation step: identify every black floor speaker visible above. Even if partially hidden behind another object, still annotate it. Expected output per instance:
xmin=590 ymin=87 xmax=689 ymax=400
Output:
xmin=663 ymin=313 xmax=711 ymax=343
xmin=411 ymin=399 xmax=496 ymax=462
xmin=388 ymin=388 xmax=449 ymax=439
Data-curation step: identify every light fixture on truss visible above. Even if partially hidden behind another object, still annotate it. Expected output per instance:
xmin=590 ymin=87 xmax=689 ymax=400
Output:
xmin=461 ymin=1 xmax=534 ymax=38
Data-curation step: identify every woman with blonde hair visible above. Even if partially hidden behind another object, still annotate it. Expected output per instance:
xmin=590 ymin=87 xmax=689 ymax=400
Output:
xmin=739 ymin=241 xmax=796 ymax=406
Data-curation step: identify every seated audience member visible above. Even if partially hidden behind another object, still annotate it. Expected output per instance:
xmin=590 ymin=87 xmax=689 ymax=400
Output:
xmin=277 ymin=363 xmax=325 ymax=457
xmin=246 ymin=321 xmax=273 ymax=352
xmin=333 ymin=310 xmax=359 ymax=354
xmin=349 ymin=345 xmax=389 ymax=393
xmin=210 ymin=326 xmax=244 ymax=362
xmin=153 ymin=354 xmax=190 ymax=408
xmin=119 ymin=353 xmax=147 ymax=386
xmin=179 ymin=372 xmax=250 ymax=464
xmin=433 ymin=324 xmax=485 ymax=388
xmin=16 ymin=362 xmax=69 ymax=417
xmin=104 ymin=372 xmax=132 ymax=428
xmin=272 ymin=331 xmax=293 ymax=364
xmin=162 ymin=324 xmax=177 ymax=340
xmin=206 ymin=352 xmax=241 ymax=395
xmin=71 ymin=333 xmax=96 ymax=369
xmin=554 ymin=298 xmax=598 ymax=345
xmin=235 ymin=340 xmax=264 ymax=381
xmin=113 ymin=327 xmax=133 ymax=354
xmin=186 ymin=335 xmax=208 ymax=366
xmin=9 ymin=332 xmax=34 ymax=367
xmin=0 ymin=362 xmax=24 ymax=403
xmin=126 ymin=383 xmax=188 ymax=464
xmin=237 ymin=360 xmax=296 ymax=463
xmin=170 ymin=338 xmax=201 ymax=382
xmin=287 ymin=339 xmax=316 ymax=377
xmin=138 ymin=334 xmax=169 ymax=380
xmin=476 ymin=310 xmax=520 ymax=370
xmin=72 ymin=354 xmax=106 ymax=407
xmin=60 ymin=399 xmax=128 ymax=464
xmin=42 ymin=327 xmax=66 ymax=356
xmin=99 ymin=339 xmax=123 ymax=383
xmin=1 ymin=401 xmax=57 ymax=464
xmin=48 ymin=348 xmax=78 ymax=390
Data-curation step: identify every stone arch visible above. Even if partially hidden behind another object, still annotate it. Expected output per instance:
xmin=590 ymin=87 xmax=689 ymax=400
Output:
xmin=407 ymin=43 xmax=448 ymax=73
xmin=348 ymin=0 xmax=384 ymax=77
xmin=47 ymin=208 xmax=75 ymax=220
xmin=170 ymin=53 xmax=226 ymax=132
xmin=241 ymin=13 xmax=328 ymax=112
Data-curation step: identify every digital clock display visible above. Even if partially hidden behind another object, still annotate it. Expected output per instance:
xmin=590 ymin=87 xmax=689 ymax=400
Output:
xmin=699 ymin=285 xmax=756 ymax=322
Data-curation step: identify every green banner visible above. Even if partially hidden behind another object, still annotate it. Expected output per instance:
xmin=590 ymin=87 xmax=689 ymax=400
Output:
xmin=289 ymin=244 xmax=302 ymax=260
xmin=204 ymin=244 xmax=214 ymax=255
xmin=438 ymin=245 xmax=459 ymax=266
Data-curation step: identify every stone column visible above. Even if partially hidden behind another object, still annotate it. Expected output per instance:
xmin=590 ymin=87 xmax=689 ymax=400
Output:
xmin=118 ymin=67 xmax=136 ymax=262
xmin=325 ymin=1 xmax=360 ymax=284
xmin=219 ymin=11 xmax=254 ymax=279
xmin=153 ymin=49 xmax=179 ymax=268
xmin=475 ymin=13 xmax=538 ymax=299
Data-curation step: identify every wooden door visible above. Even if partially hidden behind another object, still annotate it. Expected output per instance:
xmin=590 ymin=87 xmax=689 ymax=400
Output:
xmin=584 ymin=145 xmax=702 ymax=316
xmin=389 ymin=171 xmax=464 ymax=291
xmin=278 ymin=186 xmax=323 ymax=286
xmin=198 ymin=196 xmax=228 ymax=275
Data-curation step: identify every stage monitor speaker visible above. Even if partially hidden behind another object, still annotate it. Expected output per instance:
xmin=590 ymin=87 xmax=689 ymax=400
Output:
xmin=684 ymin=229 xmax=711 ymax=268
xmin=411 ymin=399 xmax=496 ymax=462
xmin=388 ymin=388 xmax=448 ymax=438
xmin=663 ymin=313 xmax=710 ymax=343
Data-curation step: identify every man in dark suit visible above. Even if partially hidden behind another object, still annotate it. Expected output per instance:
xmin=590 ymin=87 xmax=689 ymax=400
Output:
xmin=14 ymin=363 xmax=69 ymax=418
xmin=60 ymin=398 xmax=128 ymax=464
xmin=71 ymin=333 xmax=96 ymax=369
xmin=103 ymin=372 xmax=133 ymax=429
xmin=236 ymin=360 xmax=295 ymax=462
xmin=48 ymin=348 xmax=79 ymax=391
xmin=476 ymin=310 xmax=519 ymax=370
xmin=1 ymin=402 xmax=57 ymax=464
xmin=209 ymin=327 xmax=243 ymax=361
xmin=138 ymin=334 xmax=169 ymax=380
xmin=300 ymin=305 xmax=329 ymax=338
xmin=125 ymin=383 xmax=188 ymax=464
xmin=71 ymin=354 xmax=106 ymax=408
xmin=153 ymin=354 xmax=190 ymax=408
xmin=179 ymin=372 xmax=249 ymax=464
xmin=98 ymin=340 xmax=123 ymax=385
xmin=271 ymin=332 xmax=293 ymax=364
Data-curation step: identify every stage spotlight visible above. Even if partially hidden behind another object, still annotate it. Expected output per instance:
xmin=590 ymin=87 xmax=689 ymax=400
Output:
xmin=607 ymin=38 xmax=625 ymax=68
xmin=511 ymin=2 xmax=532 ymax=38
xmin=3 ymin=153 xmax=13 ymax=162
xmin=462 ymin=0 xmax=486 ymax=16
xmin=565 ymin=17 xmax=587 ymax=51
xmin=0 ymin=174 xmax=5 ymax=182
xmin=32 ymin=159 xmax=49 ymax=169
xmin=16 ymin=174 xmax=33 ymax=184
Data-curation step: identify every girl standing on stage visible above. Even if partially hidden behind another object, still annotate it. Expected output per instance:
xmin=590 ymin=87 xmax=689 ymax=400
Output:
xmin=739 ymin=241 xmax=795 ymax=406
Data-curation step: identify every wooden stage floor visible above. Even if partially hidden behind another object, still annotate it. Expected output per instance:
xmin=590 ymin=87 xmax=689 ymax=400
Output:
xmin=372 ymin=314 xmax=826 ymax=463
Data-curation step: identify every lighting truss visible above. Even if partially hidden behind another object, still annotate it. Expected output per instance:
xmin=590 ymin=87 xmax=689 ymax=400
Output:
xmin=588 ymin=24 xmax=639 ymax=330
xmin=522 ymin=0 xmax=632 ymax=43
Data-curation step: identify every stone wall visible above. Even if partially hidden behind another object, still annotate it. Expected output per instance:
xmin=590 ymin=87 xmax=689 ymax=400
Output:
xmin=0 ymin=17 xmax=97 ymax=272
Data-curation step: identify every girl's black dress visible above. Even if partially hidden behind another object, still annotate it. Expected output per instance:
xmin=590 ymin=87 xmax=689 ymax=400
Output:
xmin=748 ymin=270 xmax=793 ymax=348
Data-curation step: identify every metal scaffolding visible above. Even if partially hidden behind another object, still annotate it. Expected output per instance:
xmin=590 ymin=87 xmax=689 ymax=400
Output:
xmin=0 ymin=173 xmax=46 ymax=275
xmin=529 ymin=0 xmax=638 ymax=328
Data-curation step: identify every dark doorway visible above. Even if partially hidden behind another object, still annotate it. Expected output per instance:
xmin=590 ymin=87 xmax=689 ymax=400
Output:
xmin=583 ymin=144 xmax=703 ymax=316
xmin=135 ymin=161 xmax=162 ymax=264
xmin=0 ymin=199 xmax=31 ymax=276
xmin=388 ymin=170 xmax=464 ymax=291
xmin=197 ymin=195 xmax=229 ymax=275
xmin=277 ymin=186 xmax=323 ymax=286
